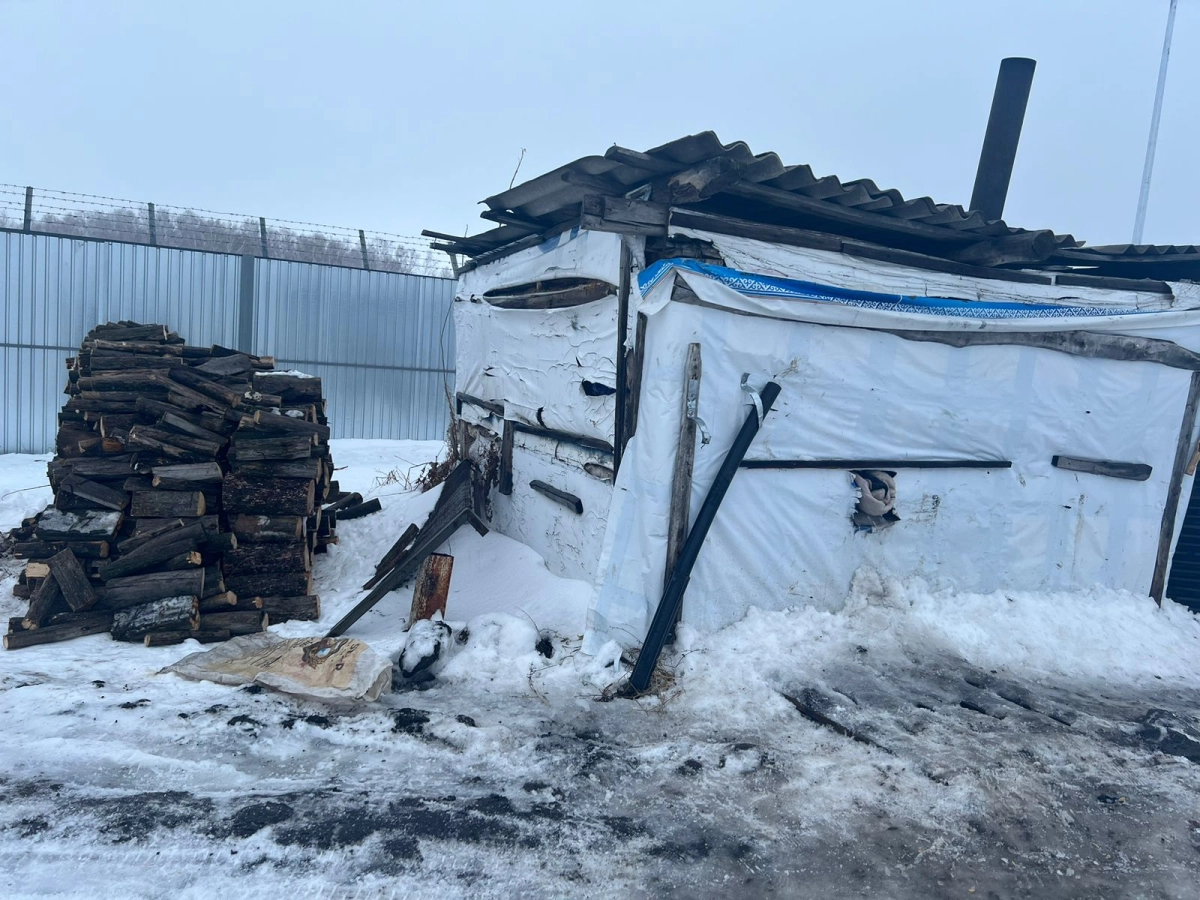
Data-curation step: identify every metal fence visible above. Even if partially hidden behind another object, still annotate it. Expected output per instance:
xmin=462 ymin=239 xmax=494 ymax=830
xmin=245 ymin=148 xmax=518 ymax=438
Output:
xmin=1 ymin=231 xmax=456 ymax=454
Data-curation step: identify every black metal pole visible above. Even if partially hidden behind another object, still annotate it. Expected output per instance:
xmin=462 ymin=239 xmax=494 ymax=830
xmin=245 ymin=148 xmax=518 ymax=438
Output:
xmin=969 ymin=57 xmax=1036 ymax=221
xmin=628 ymin=381 xmax=781 ymax=693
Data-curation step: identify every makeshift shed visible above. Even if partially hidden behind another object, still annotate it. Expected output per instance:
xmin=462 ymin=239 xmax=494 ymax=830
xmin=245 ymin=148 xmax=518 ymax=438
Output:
xmin=427 ymin=133 xmax=1200 ymax=653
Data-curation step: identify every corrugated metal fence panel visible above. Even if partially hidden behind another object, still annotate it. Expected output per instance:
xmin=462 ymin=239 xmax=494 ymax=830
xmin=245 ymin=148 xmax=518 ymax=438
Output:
xmin=253 ymin=259 xmax=455 ymax=441
xmin=2 ymin=233 xmax=240 ymax=453
xmin=1 ymin=233 xmax=456 ymax=453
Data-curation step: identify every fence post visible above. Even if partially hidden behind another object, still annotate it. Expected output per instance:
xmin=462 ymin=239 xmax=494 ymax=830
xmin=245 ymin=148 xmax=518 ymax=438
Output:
xmin=259 ymin=217 xmax=269 ymax=258
xmin=22 ymin=187 xmax=33 ymax=232
xmin=358 ymin=229 xmax=370 ymax=271
xmin=237 ymin=254 xmax=256 ymax=353
xmin=147 ymin=203 xmax=157 ymax=246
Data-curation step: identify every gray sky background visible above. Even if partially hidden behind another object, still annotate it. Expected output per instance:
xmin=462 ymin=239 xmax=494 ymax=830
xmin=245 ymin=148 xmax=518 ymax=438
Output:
xmin=3 ymin=0 xmax=1197 ymax=247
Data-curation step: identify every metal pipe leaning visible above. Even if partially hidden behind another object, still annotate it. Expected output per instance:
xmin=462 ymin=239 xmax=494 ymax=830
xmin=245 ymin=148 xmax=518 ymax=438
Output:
xmin=627 ymin=380 xmax=782 ymax=694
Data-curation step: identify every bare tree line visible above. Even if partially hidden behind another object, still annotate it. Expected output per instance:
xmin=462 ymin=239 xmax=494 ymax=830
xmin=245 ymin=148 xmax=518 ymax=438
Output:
xmin=0 ymin=201 xmax=449 ymax=277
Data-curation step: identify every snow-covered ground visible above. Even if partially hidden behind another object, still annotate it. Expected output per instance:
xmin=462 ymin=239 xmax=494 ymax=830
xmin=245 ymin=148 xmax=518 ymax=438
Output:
xmin=2 ymin=440 xmax=1200 ymax=898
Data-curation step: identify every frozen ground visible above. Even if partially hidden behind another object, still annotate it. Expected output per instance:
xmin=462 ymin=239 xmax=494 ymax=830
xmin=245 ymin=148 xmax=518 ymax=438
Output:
xmin=1 ymin=440 xmax=1200 ymax=898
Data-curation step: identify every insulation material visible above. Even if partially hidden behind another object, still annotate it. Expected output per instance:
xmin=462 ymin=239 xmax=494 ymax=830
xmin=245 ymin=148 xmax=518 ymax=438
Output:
xmin=682 ymin=228 xmax=1191 ymax=314
xmin=457 ymin=228 xmax=625 ymax=299
xmin=489 ymin=434 xmax=614 ymax=583
xmin=586 ymin=266 xmax=1200 ymax=652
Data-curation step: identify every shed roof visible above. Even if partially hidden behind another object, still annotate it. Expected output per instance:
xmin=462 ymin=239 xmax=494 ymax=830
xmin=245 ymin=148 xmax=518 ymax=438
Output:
xmin=426 ymin=132 xmax=1200 ymax=285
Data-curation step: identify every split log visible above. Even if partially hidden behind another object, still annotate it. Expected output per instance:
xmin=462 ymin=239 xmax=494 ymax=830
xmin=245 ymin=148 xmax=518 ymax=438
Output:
xmin=13 ymin=540 xmax=110 ymax=560
xmin=5 ymin=614 xmax=113 ymax=650
xmin=99 ymin=570 xmax=205 ymax=610
xmin=168 ymin=366 xmax=244 ymax=407
xmin=230 ymin=514 xmax=305 ymax=543
xmin=225 ymin=571 xmax=311 ymax=599
xmin=337 ymin=498 xmax=382 ymax=520
xmin=24 ymin=562 xmax=50 ymax=580
xmin=194 ymin=353 xmax=253 ymax=378
xmin=199 ymin=611 xmax=267 ymax=636
xmin=87 ymin=323 xmax=167 ymax=342
xmin=112 ymin=595 xmax=199 ymax=642
xmin=409 ymin=554 xmax=453 ymax=626
xmin=258 ymin=594 xmax=320 ymax=623
xmin=202 ymin=565 xmax=226 ymax=599
xmin=128 ymin=426 xmax=222 ymax=459
xmin=247 ymin=410 xmax=331 ymax=440
xmin=223 ymin=543 xmax=310 ymax=575
xmin=58 ymin=475 xmax=129 ymax=511
xmin=223 ymin=472 xmax=315 ymax=516
xmin=228 ymin=434 xmax=314 ymax=461
xmin=151 ymin=462 xmax=224 ymax=488
xmin=48 ymin=548 xmax=98 ymax=612
xmin=325 ymin=492 xmax=363 ymax=514
xmin=90 ymin=338 xmax=182 ymax=355
xmin=117 ymin=518 xmax=205 ymax=554
xmin=254 ymin=372 xmax=322 ymax=403
xmin=35 ymin=509 xmax=123 ymax=541
xmin=144 ymin=629 xmax=230 ymax=647
xmin=23 ymin=575 xmax=64 ymax=629
xmin=103 ymin=532 xmax=202 ymax=580
xmin=158 ymin=550 xmax=203 ymax=571
xmin=123 ymin=476 xmax=155 ymax=492
xmin=230 ymin=458 xmax=321 ymax=480
xmin=197 ymin=591 xmax=245 ymax=613
xmin=54 ymin=458 xmax=134 ymax=479
xmin=130 ymin=491 xmax=206 ymax=518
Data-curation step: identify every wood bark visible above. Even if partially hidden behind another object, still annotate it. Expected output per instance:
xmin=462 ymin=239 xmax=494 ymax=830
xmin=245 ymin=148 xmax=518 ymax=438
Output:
xmin=130 ymin=491 xmax=206 ymax=518
xmin=168 ymin=366 xmax=245 ymax=407
xmin=254 ymin=372 xmax=323 ymax=403
xmin=230 ymin=514 xmax=305 ymax=543
xmin=199 ymin=610 xmax=266 ymax=632
xmin=143 ymin=629 xmax=230 ymax=647
xmin=112 ymin=595 xmax=199 ymax=641
xmin=99 ymin=570 xmax=205 ymax=610
xmin=664 ymin=343 xmax=702 ymax=639
xmin=5 ymin=615 xmax=113 ymax=650
xmin=258 ymin=594 xmax=320 ymax=623
xmin=151 ymin=462 xmax=223 ymax=488
xmin=230 ymin=458 xmax=321 ymax=480
xmin=197 ymin=592 xmax=248 ymax=613
xmin=225 ymin=571 xmax=311 ymax=599
xmin=201 ymin=565 xmax=226 ymax=598
xmin=13 ymin=540 xmax=110 ymax=560
xmin=128 ymin=426 xmax=222 ymax=459
xmin=48 ymin=548 xmax=98 ymax=612
xmin=223 ymin=473 xmax=315 ymax=516
xmin=223 ymin=542 xmax=310 ymax=575
xmin=228 ymin=433 xmax=314 ymax=461
xmin=409 ymin=554 xmax=453 ymax=627
xmin=23 ymin=575 xmax=63 ymax=629
xmin=336 ymin=498 xmax=382 ymax=520
xmin=58 ymin=475 xmax=129 ymax=511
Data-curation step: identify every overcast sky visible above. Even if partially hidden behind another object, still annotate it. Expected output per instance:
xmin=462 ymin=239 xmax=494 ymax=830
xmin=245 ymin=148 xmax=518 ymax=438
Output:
xmin=4 ymin=0 xmax=1197 ymax=247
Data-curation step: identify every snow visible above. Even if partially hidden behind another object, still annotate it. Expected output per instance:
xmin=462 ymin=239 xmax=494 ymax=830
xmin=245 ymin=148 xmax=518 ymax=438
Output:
xmin=1 ymin=440 xmax=1199 ymax=897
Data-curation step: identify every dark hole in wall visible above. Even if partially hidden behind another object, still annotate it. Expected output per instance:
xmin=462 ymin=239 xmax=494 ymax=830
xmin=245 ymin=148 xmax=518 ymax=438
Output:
xmin=483 ymin=278 xmax=614 ymax=310
xmin=582 ymin=381 xmax=616 ymax=396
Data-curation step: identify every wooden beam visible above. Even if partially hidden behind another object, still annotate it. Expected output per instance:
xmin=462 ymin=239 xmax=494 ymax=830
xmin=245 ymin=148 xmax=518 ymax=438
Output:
xmin=514 ymin=422 xmax=614 ymax=455
xmin=661 ymin=156 xmax=746 ymax=205
xmin=950 ymin=231 xmax=1057 ymax=267
xmin=741 ymin=459 xmax=1012 ymax=469
xmin=623 ymin=313 xmax=648 ymax=448
xmin=1151 ymin=370 xmax=1200 ymax=605
xmin=613 ymin=238 xmax=632 ymax=473
xmin=455 ymin=392 xmax=504 ymax=417
xmin=664 ymin=344 xmax=703 ymax=639
xmin=479 ymin=209 xmax=546 ymax=230
xmin=1051 ymin=455 xmax=1152 ymax=481
xmin=580 ymin=195 xmax=668 ymax=237
xmin=499 ymin=420 xmax=515 ymax=495
xmin=603 ymin=145 xmax=679 ymax=175
xmin=881 ymin=329 xmax=1200 ymax=371
xmin=529 ymin=480 xmax=583 ymax=514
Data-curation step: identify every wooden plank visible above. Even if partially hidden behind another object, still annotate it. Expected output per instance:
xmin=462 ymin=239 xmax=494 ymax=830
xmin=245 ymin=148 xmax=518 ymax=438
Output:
xmin=664 ymin=343 xmax=702 ymax=636
xmin=580 ymin=195 xmax=669 ymax=237
xmin=740 ymin=459 xmax=1012 ymax=469
xmin=499 ymin=420 xmax=515 ymax=495
xmin=613 ymin=238 xmax=632 ymax=473
xmin=950 ymin=231 xmax=1057 ymax=267
xmin=881 ymin=328 xmax=1200 ymax=371
xmin=1051 ymin=455 xmax=1152 ymax=481
xmin=48 ymin=548 xmax=98 ymax=612
xmin=1151 ymin=371 xmax=1200 ymax=604
xmin=623 ymin=313 xmax=648 ymax=448
xmin=454 ymin=392 xmax=505 ymax=417
xmin=529 ymin=480 xmax=583 ymax=514
xmin=513 ymin=423 xmax=614 ymax=454
xmin=362 ymin=523 xmax=420 ymax=589
xmin=409 ymin=554 xmax=452 ymax=626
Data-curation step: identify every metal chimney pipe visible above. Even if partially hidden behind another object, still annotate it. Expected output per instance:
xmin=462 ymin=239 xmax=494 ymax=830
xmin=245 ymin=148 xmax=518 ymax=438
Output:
xmin=969 ymin=57 xmax=1036 ymax=221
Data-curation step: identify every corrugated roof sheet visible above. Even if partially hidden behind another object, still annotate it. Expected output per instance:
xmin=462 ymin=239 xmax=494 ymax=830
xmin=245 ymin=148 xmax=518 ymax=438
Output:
xmin=427 ymin=131 xmax=1200 ymax=282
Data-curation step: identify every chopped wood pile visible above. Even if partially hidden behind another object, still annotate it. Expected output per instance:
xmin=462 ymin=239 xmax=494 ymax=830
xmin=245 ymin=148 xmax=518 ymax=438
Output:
xmin=4 ymin=321 xmax=340 ymax=650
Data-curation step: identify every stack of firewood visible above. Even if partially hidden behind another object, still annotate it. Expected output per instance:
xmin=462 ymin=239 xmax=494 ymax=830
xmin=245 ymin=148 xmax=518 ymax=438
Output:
xmin=4 ymin=321 xmax=348 ymax=650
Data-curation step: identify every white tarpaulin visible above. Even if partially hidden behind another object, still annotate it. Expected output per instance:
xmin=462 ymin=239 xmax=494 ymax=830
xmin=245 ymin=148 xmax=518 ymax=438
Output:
xmin=585 ymin=257 xmax=1200 ymax=651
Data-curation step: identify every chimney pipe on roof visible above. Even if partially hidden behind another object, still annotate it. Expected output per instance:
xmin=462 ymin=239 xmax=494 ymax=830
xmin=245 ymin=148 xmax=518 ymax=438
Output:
xmin=969 ymin=57 xmax=1036 ymax=221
